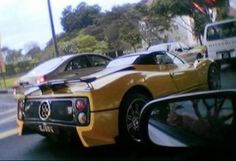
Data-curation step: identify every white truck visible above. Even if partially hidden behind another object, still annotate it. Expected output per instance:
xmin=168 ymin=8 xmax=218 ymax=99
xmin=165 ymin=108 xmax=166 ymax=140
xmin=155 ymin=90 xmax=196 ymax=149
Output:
xmin=203 ymin=18 xmax=236 ymax=65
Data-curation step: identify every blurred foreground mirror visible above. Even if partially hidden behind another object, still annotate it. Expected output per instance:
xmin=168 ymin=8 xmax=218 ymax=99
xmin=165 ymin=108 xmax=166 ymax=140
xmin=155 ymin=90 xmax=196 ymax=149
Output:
xmin=140 ymin=90 xmax=236 ymax=147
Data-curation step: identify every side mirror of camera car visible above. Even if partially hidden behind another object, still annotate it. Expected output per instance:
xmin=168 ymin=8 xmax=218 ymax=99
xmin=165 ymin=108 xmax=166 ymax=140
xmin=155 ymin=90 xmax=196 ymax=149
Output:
xmin=139 ymin=89 xmax=236 ymax=147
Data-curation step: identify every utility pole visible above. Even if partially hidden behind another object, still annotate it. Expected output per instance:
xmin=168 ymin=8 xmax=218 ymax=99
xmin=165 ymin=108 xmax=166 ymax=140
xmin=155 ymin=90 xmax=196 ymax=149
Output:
xmin=47 ymin=0 xmax=59 ymax=57
xmin=0 ymin=36 xmax=6 ymax=88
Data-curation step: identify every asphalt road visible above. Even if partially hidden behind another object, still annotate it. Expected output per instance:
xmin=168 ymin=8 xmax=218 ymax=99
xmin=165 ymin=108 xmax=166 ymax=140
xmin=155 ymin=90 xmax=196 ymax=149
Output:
xmin=0 ymin=93 xmax=17 ymax=141
xmin=0 ymin=64 xmax=236 ymax=160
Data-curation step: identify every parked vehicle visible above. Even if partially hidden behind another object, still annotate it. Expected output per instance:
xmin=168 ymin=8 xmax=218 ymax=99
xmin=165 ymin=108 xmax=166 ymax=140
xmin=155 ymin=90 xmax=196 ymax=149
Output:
xmin=13 ymin=53 xmax=111 ymax=95
xmin=16 ymin=50 xmax=220 ymax=147
xmin=203 ymin=18 xmax=236 ymax=65
xmin=147 ymin=41 xmax=206 ymax=62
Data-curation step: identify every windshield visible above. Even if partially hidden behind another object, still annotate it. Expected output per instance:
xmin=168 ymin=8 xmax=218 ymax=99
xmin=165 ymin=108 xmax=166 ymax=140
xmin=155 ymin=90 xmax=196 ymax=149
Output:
xmin=27 ymin=55 xmax=72 ymax=76
xmin=148 ymin=44 xmax=168 ymax=51
xmin=106 ymin=55 xmax=139 ymax=68
xmin=206 ymin=20 xmax=236 ymax=41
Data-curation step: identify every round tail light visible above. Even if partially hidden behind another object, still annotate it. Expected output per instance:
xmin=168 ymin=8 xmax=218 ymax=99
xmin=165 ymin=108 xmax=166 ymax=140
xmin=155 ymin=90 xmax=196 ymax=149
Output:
xmin=76 ymin=99 xmax=86 ymax=112
xmin=78 ymin=112 xmax=87 ymax=125
xmin=74 ymin=98 xmax=90 ymax=125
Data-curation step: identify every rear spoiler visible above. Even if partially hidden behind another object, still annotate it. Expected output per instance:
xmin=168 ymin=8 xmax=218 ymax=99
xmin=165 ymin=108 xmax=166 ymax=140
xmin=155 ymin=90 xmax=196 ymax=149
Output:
xmin=24 ymin=77 xmax=97 ymax=95
xmin=38 ymin=77 xmax=96 ymax=91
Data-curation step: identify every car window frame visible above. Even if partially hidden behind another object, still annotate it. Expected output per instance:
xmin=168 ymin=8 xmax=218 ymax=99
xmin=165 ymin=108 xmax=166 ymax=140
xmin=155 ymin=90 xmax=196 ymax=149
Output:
xmin=134 ymin=51 xmax=186 ymax=66
xmin=86 ymin=54 xmax=111 ymax=67
xmin=64 ymin=55 xmax=91 ymax=72
xmin=154 ymin=51 xmax=174 ymax=65
xmin=166 ymin=52 xmax=186 ymax=67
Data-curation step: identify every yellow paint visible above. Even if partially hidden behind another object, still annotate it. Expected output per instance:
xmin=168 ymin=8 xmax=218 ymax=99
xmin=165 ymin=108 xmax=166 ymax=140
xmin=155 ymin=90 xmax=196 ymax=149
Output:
xmin=77 ymin=110 xmax=119 ymax=147
xmin=16 ymin=119 xmax=24 ymax=136
xmin=0 ymin=128 xmax=18 ymax=139
xmin=18 ymin=59 xmax=212 ymax=147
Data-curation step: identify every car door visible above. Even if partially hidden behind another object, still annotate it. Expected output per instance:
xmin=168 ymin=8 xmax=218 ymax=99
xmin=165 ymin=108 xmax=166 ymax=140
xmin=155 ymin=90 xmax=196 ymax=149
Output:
xmin=165 ymin=52 xmax=201 ymax=92
xmin=140 ymin=52 xmax=178 ymax=97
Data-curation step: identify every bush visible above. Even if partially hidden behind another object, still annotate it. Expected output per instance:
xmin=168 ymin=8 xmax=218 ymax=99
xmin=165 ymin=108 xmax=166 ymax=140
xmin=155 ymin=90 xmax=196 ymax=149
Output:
xmin=5 ymin=60 xmax=39 ymax=76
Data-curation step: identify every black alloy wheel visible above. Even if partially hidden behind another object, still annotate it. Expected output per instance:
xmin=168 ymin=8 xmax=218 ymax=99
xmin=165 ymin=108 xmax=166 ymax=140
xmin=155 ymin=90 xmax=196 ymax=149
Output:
xmin=119 ymin=93 xmax=150 ymax=143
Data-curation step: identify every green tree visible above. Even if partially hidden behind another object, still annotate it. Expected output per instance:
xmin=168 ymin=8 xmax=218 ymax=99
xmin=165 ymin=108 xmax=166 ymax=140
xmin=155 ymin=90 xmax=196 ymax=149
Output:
xmin=102 ymin=4 xmax=143 ymax=52
xmin=120 ymin=23 xmax=141 ymax=52
xmin=60 ymin=3 xmax=146 ymax=54
xmin=61 ymin=2 xmax=102 ymax=33
xmin=42 ymin=40 xmax=56 ymax=60
xmin=58 ymin=34 xmax=108 ymax=54
xmin=2 ymin=47 xmax=23 ymax=64
xmin=134 ymin=3 xmax=171 ymax=46
xmin=78 ymin=34 xmax=97 ymax=52
xmin=24 ymin=42 xmax=42 ymax=61
xmin=150 ymin=0 xmax=230 ymax=38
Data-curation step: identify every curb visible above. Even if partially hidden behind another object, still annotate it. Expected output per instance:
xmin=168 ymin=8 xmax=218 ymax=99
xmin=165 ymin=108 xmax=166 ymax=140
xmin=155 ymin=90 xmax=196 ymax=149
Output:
xmin=0 ymin=90 xmax=7 ymax=94
xmin=0 ymin=89 xmax=13 ymax=94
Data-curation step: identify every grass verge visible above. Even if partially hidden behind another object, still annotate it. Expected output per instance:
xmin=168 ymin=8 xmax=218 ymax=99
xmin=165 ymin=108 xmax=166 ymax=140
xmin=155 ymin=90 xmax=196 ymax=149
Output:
xmin=0 ymin=75 xmax=18 ymax=89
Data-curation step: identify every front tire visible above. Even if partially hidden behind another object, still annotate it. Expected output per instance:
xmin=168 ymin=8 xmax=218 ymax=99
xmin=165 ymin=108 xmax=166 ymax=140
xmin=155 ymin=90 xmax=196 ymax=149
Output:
xmin=119 ymin=93 xmax=150 ymax=143
xmin=208 ymin=64 xmax=221 ymax=90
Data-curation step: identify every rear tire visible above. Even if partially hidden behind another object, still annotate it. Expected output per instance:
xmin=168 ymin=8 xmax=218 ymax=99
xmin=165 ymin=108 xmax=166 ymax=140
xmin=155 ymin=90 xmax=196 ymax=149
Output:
xmin=119 ymin=92 xmax=150 ymax=144
xmin=208 ymin=64 xmax=221 ymax=90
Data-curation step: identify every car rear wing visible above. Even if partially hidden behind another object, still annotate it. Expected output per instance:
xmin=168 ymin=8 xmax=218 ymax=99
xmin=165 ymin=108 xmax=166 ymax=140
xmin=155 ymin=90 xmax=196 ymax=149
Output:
xmin=24 ymin=77 xmax=97 ymax=96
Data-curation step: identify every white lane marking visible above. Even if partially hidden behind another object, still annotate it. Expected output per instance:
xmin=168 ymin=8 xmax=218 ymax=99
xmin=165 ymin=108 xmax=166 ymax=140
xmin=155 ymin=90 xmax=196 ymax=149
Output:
xmin=0 ymin=115 xmax=16 ymax=125
xmin=0 ymin=109 xmax=18 ymax=139
xmin=0 ymin=108 xmax=16 ymax=116
xmin=0 ymin=128 xmax=18 ymax=139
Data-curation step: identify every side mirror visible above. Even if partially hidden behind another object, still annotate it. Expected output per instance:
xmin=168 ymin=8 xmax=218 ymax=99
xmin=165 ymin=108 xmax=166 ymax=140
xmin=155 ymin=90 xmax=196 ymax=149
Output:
xmin=140 ymin=90 xmax=236 ymax=147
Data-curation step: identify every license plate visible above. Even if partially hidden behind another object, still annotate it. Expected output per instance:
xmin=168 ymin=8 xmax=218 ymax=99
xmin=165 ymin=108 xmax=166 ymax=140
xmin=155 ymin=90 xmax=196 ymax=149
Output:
xmin=38 ymin=124 xmax=54 ymax=133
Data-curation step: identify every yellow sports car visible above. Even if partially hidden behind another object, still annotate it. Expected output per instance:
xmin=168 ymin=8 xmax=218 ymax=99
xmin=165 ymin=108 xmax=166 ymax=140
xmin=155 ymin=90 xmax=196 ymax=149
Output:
xmin=16 ymin=50 xmax=220 ymax=147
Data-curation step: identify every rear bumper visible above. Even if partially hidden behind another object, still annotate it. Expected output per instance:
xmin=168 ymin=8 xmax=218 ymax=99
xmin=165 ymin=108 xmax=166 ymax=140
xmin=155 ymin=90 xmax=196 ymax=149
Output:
xmin=18 ymin=121 xmax=81 ymax=143
xmin=17 ymin=109 xmax=119 ymax=147
xmin=18 ymin=121 xmax=77 ymax=135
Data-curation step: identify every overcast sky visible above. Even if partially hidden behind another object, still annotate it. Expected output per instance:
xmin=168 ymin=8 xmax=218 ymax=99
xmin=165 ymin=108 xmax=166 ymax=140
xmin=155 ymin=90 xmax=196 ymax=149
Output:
xmin=230 ymin=0 xmax=236 ymax=8
xmin=0 ymin=0 xmax=140 ymax=51
xmin=0 ymin=0 xmax=235 ymax=51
